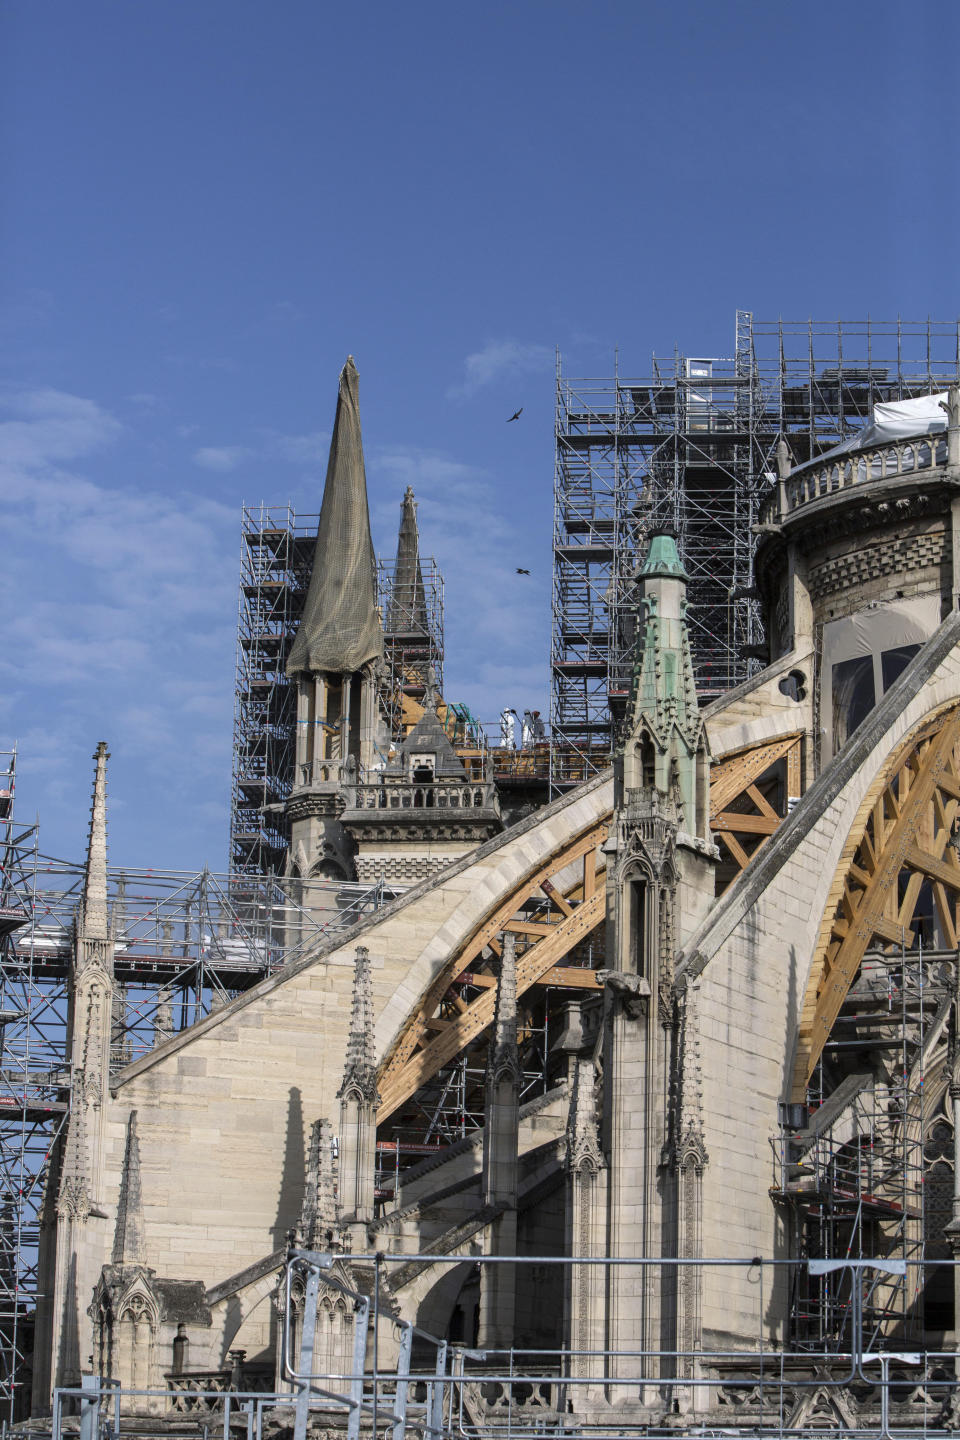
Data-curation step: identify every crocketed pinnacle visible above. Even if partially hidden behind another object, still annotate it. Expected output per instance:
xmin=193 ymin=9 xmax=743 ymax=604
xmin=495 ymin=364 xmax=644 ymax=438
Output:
xmin=112 ymin=1110 xmax=146 ymax=1265
xmin=286 ymin=357 xmax=383 ymax=678
xmin=567 ymin=1056 xmax=604 ymax=1171
xmin=387 ymin=486 xmax=429 ymax=637
xmin=627 ymin=531 xmax=700 ymax=750
xmin=300 ymin=1116 xmax=338 ymax=1244
xmin=337 ymin=947 xmax=379 ymax=1103
xmin=57 ymin=1089 xmax=92 ymax=1220
xmin=80 ymin=742 xmax=110 ymax=942
xmin=677 ymin=979 xmax=708 ymax=1170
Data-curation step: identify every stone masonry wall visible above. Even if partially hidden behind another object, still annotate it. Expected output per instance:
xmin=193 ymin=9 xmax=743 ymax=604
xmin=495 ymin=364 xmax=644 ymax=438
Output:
xmin=94 ymin=776 xmax=614 ymax=1317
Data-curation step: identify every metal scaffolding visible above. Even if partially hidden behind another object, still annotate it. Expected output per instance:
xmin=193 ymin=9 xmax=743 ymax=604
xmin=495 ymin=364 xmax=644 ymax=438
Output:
xmin=551 ymin=314 xmax=960 ymax=785
xmin=230 ymin=503 xmax=444 ymax=880
xmin=0 ymin=744 xmax=389 ymax=1419
xmin=774 ymin=945 xmax=950 ymax=1352
xmin=378 ymin=552 xmax=444 ymax=753
xmin=0 ymin=747 xmax=63 ymax=1421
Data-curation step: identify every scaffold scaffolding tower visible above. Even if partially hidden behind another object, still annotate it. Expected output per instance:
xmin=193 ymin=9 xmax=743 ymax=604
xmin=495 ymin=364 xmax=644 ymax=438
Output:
xmin=551 ymin=314 xmax=960 ymax=785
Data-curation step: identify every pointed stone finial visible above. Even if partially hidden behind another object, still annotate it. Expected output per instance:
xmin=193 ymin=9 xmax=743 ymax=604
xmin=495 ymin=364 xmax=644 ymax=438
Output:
xmin=567 ymin=1056 xmax=604 ymax=1171
xmin=286 ymin=357 xmax=383 ymax=678
xmin=81 ymin=742 xmax=110 ymax=941
xmin=112 ymin=1111 xmax=146 ymax=1265
xmin=57 ymin=1090 xmax=92 ymax=1220
xmin=487 ymin=932 xmax=521 ymax=1085
xmin=338 ymin=947 xmax=379 ymax=1102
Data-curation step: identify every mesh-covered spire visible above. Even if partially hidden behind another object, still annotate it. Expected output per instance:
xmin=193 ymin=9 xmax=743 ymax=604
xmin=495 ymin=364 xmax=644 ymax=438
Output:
xmin=286 ymin=357 xmax=384 ymax=677
xmin=387 ymin=486 xmax=429 ymax=636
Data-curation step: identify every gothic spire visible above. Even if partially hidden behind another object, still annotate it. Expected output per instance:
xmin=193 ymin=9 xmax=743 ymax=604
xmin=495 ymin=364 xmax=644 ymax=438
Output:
xmin=112 ymin=1110 xmax=146 ymax=1265
xmin=286 ymin=357 xmax=384 ymax=678
xmin=80 ymin=742 xmax=109 ymax=942
xmin=387 ymin=486 xmax=429 ymax=637
xmin=57 ymin=1089 xmax=92 ymax=1221
xmin=627 ymin=531 xmax=700 ymax=751
xmin=337 ymin=947 xmax=379 ymax=1102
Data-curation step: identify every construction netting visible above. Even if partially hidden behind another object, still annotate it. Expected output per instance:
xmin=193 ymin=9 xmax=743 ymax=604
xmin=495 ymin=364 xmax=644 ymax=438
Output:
xmin=286 ymin=356 xmax=384 ymax=677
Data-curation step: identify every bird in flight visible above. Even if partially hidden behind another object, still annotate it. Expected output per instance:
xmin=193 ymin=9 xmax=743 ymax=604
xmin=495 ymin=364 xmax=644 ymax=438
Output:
xmin=516 ymin=567 xmax=530 ymax=575
xmin=507 ymin=408 xmax=523 ymax=422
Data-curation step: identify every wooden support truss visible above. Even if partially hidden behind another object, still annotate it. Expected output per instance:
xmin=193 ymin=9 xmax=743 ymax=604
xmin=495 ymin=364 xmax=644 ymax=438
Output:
xmin=377 ymin=821 xmax=608 ymax=1121
xmin=710 ymin=731 xmax=803 ymax=879
xmin=791 ymin=706 xmax=960 ymax=1101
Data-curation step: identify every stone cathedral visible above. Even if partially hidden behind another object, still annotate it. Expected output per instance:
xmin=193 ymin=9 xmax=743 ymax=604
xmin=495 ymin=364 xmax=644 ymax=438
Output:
xmin=32 ymin=358 xmax=960 ymax=1428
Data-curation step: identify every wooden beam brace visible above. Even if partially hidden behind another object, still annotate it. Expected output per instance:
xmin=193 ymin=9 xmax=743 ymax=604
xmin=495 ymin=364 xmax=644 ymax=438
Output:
xmin=378 ymin=889 xmax=605 ymax=1119
xmin=541 ymin=877 xmax=574 ymax=917
xmin=709 ymin=732 xmax=804 ymax=818
xmin=794 ymin=713 xmax=960 ymax=1097
xmin=379 ymin=819 xmax=608 ymax=1083
xmin=536 ymin=966 xmax=603 ymax=989
xmin=712 ymin=812 xmax=779 ymax=836
xmin=903 ymin=842 xmax=960 ymax=893
xmin=745 ymin=783 xmax=780 ymax=822
xmin=718 ymin=830 xmax=751 ymax=869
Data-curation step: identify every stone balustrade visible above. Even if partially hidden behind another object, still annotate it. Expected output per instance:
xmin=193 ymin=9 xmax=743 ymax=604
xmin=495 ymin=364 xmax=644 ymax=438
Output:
xmin=296 ymin=760 xmax=345 ymax=787
xmin=764 ymin=432 xmax=950 ymax=523
xmin=346 ymin=778 xmax=498 ymax=813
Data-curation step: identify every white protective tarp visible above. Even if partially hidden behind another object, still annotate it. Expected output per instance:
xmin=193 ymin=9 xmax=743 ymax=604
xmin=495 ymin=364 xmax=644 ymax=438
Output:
xmin=812 ymin=392 xmax=949 ymax=465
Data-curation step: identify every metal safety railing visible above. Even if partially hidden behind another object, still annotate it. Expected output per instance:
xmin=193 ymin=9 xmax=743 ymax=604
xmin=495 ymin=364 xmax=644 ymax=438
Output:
xmin=51 ymin=1250 xmax=960 ymax=1440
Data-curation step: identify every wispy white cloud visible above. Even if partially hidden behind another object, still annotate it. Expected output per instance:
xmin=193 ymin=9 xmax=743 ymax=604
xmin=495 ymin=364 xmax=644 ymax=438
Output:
xmin=0 ymin=385 xmax=122 ymax=465
xmin=267 ymin=430 xmax=329 ymax=464
xmin=193 ymin=444 xmax=253 ymax=472
xmin=0 ymin=385 xmax=238 ymax=863
xmin=447 ymin=339 xmax=554 ymax=400
xmin=191 ymin=430 xmax=330 ymax=472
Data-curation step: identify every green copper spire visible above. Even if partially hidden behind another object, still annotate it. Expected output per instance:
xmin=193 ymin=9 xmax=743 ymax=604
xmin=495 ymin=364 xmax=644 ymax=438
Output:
xmin=622 ymin=530 xmax=703 ymax=826
xmin=638 ymin=530 xmax=689 ymax=583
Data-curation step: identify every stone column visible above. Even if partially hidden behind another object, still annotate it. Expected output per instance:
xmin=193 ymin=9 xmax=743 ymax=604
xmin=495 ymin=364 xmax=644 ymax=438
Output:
xmin=477 ymin=933 xmax=520 ymax=1350
xmin=565 ymin=1057 xmax=607 ymax=1400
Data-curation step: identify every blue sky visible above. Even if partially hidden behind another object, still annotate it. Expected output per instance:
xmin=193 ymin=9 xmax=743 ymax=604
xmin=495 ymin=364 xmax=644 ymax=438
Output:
xmin=2 ymin=0 xmax=959 ymax=870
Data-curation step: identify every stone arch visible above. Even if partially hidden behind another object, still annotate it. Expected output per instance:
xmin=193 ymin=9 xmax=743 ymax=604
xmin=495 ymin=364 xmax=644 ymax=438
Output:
xmin=407 ymin=1258 xmax=479 ymax=1343
xmin=217 ymin=1269 xmax=282 ymax=1366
